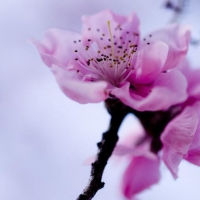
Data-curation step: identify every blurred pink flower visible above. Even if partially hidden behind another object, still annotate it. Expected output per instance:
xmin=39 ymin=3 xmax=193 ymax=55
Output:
xmin=161 ymin=61 xmax=200 ymax=178
xmin=122 ymin=155 xmax=160 ymax=199
xmin=161 ymin=101 xmax=200 ymax=178
xmin=114 ymin=133 xmax=161 ymax=199
xmin=115 ymin=61 xmax=200 ymax=199
xmin=33 ymin=9 xmax=190 ymax=111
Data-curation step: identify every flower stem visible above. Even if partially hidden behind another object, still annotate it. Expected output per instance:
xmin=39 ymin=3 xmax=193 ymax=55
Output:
xmin=76 ymin=99 xmax=130 ymax=200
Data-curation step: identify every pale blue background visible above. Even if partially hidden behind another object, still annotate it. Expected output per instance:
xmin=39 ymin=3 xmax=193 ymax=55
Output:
xmin=1 ymin=0 xmax=200 ymax=199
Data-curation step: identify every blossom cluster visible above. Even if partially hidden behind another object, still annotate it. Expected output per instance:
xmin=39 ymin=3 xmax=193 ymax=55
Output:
xmin=33 ymin=10 xmax=200 ymax=199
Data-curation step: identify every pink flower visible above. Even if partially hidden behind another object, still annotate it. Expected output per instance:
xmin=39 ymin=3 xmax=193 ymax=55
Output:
xmin=161 ymin=101 xmax=200 ymax=178
xmin=122 ymin=155 xmax=160 ymax=199
xmin=115 ymin=61 xmax=200 ymax=199
xmin=32 ymin=10 xmax=190 ymax=111
xmin=161 ymin=61 xmax=200 ymax=178
xmin=114 ymin=133 xmax=160 ymax=199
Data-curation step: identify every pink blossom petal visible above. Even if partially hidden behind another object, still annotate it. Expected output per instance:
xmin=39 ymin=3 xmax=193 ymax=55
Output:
xmin=133 ymin=41 xmax=169 ymax=84
xmin=178 ymin=60 xmax=200 ymax=99
xmin=186 ymin=69 xmax=200 ymax=98
xmin=111 ymin=69 xmax=187 ymax=111
xmin=161 ymin=105 xmax=199 ymax=178
xmin=122 ymin=156 xmax=160 ymax=199
xmin=146 ymin=24 xmax=190 ymax=70
xmin=187 ymin=104 xmax=200 ymax=150
xmin=31 ymin=28 xmax=82 ymax=67
xmin=183 ymin=103 xmax=200 ymax=166
xmin=51 ymin=65 xmax=108 ymax=103
xmin=114 ymin=142 xmax=157 ymax=160
xmin=184 ymin=147 xmax=200 ymax=166
xmin=81 ymin=9 xmax=140 ymax=50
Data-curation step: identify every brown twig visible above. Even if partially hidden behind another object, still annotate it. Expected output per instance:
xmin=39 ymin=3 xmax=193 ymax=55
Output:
xmin=76 ymin=99 xmax=131 ymax=200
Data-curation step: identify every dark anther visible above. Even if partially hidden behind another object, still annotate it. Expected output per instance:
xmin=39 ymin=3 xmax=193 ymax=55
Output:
xmin=79 ymin=40 xmax=81 ymax=42
xmin=87 ymin=60 xmax=90 ymax=66
xmin=100 ymin=38 xmax=103 ymax=40
xmin=149 ymin=34 xmax=152 ymax=37
xmin=97 ymin=29 xmax=100 ymax=32
xmin=118 ymin=46 xmax=122 ymax=49
xmin=147 ymin=42 xmax=150 ymax=45
xmin=88 ymin=39 xmax=91 ymax=42
xmin=74 ymin=41 xmax=77 ymax=43
xmin=108 ymin=39 xmax=111 ymax=42
xmin=75 ymin=58 xmax=78 ymax=60
xmin=96 ymin=58 xmax=103 ymax=62
xmin=126 ymin=31 xmax=129 ymax=34
xmin=88 ymin=28 xmax=91 ymax=31
xmin=74 ymin=50 xmax=78 ymax=52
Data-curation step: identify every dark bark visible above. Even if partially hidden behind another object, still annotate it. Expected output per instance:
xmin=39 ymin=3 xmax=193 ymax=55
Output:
xmin=76 ymin=99 xmax=131 ymax=200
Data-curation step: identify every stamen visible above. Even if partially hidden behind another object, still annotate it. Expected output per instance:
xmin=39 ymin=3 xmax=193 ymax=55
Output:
xmin=73 ymin=21 xmax=138 ymax=86
xmin=107 ymin=21 xmax=115 ymax=58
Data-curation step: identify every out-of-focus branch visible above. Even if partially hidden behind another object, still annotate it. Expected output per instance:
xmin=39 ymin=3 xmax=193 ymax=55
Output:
xmin=164 ymin=0 xmax=189 ymax=22
xmin=164 ymin=0 xmax=200 ymax=46
xmin=191 ymin=37 xmax=200 ymax=46
xmin=76 ymin=99 xmax=131 ymax=200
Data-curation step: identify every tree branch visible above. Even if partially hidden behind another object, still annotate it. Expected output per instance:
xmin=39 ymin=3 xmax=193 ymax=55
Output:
xmin=164 ymin=0 xmax=189 ymax=22
xmin=76 ymin=99 xmax=131 ymax=200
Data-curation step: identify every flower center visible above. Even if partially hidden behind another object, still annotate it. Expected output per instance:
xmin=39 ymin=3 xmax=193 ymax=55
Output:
xmin=73 ymin=22 xmax=139 ymax=86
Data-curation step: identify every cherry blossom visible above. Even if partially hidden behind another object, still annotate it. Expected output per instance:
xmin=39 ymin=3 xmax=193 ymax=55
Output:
xmin=114 ymin=60 xmax=200 ymax=199
xmin=33 ymin=9 xmax=190 ymax=111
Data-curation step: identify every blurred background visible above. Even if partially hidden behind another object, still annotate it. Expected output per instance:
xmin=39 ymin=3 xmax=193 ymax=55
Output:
xmin=1 ymin=0 xmax=200 ymax=199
